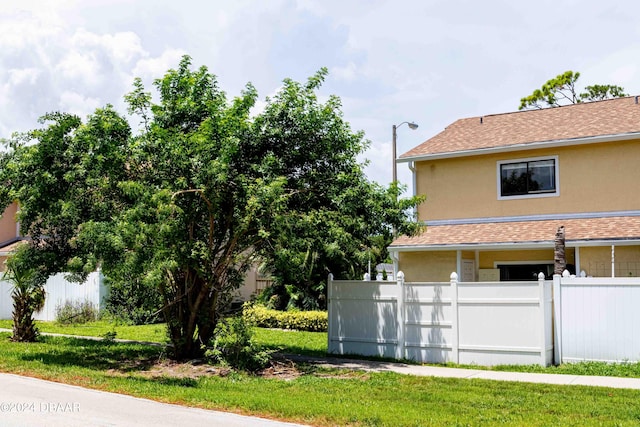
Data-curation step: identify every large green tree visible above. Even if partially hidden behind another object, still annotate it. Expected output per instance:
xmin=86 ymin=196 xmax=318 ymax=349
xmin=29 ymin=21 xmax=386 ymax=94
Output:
xmin=0 ymin=56 xmax=423 ymax=359
xmin=247 ymin=70 xmax=424 ymax=309
xmin=0 ymin=108 xmax=131 ymax=340
xmin=519 ymin=71 xmax=627 ymax=110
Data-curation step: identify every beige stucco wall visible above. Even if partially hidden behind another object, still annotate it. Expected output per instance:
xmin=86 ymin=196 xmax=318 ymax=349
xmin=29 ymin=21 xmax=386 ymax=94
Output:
xmin=398 ymin=251 xmax=457 ymax=282
xmin=398 ymin=248 xmax=581 ymax=282
xmin=0 ymin=203 xmax=18 ymax=244
xmin=579 ymin=245 xmax=640 ymax=277
xmin=415 ymin=139 xmax=640 ymax=221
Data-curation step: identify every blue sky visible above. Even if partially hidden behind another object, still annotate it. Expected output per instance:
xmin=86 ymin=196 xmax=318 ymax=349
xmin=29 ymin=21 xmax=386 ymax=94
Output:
xmin=1 ymin=0 xmax=639 ymax=195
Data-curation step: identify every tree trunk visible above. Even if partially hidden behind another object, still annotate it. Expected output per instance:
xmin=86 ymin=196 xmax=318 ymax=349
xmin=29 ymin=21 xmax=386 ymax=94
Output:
xmin=554 ymin=226 xmax=566 ymax=276
xmin=12 ymin=292 xmax=38 ymax=342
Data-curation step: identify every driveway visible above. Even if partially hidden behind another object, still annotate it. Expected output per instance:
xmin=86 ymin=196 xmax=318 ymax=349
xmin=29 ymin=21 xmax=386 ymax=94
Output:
xmin=0 ymin=373 xmax=307 ymax=427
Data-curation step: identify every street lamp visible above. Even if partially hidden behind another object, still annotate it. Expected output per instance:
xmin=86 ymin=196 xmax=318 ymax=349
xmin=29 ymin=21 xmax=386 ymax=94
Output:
xmin=392 ymin=121 xmax=419 ymax=184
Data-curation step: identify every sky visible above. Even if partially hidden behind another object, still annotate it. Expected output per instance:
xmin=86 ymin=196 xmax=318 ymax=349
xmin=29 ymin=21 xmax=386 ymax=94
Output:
xmin=1 ymin=0 xmax=639 ymax=195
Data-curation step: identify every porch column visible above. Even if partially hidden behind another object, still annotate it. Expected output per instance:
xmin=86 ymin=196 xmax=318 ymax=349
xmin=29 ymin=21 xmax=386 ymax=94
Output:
xmin=475 ymin=250 xmax=480 ymax=282
xmin=612 ymin=245 xmax=615 ymax=278
xmin=574 ymin=246 xmax=581 ymax=275
xmin=456 ymin=250 xmax=462 ymax=279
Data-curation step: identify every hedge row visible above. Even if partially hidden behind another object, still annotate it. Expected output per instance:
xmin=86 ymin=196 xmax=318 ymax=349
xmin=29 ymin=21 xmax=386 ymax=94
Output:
xmin=243 ymin=303 xmax=328 ymax=332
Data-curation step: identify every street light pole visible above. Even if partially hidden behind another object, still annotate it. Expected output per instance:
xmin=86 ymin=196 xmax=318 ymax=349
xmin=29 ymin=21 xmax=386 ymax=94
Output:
xmin=392 ymin=124 xmax=398 ymax=184
xmin=392 ymin=121 xmax=418 ymax=184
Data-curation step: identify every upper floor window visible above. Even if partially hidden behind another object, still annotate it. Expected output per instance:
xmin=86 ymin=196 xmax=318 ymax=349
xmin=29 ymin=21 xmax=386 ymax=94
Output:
xmin=497 ymin=156 xmax=559 ymax=200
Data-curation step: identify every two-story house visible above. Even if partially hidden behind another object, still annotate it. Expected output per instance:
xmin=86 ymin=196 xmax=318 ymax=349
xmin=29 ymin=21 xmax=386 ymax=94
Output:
xmin=390 ymin=96 xmax=640 ymax=282
xmin=0 ymin=202 xmax=21 ymax=270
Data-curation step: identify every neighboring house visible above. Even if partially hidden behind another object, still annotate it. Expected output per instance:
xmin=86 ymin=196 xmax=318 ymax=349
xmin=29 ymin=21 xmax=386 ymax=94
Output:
xmin=0 ymin=202 xmax=21 ymax=271
xmin=390 ymin=96 xmax=640 ymax=282
xmin=235 ymin=264 xmax=273 ymax=302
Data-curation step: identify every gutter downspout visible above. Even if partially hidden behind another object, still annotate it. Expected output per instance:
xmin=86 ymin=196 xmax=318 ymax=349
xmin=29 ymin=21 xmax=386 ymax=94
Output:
xmin=409 ymin=161 xmax=417 ymax=198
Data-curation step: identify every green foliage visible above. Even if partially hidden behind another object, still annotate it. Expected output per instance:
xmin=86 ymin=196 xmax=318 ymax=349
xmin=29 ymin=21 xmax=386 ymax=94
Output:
xmin=0 ymin=55 xmax=423 ymax=360
xmin=204 ymin=316 xmax=272 ymax=372
xmin=104 ymin=276 xmax=162 ymax=325
xmin=243 ymin=303 xmax=328 ymax=332
xmin=519 ymin=70 xmax=627 ymax=110
xmin=55 ymin=299 xmax=99 ymax=325
xmin=250 ymin=71 xmax=425 ymax=309
xmin=101 ymin=330 xmax=118 ymax=343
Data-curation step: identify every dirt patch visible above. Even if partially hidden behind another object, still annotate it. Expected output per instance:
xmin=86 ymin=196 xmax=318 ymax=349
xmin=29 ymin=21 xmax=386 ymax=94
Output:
xmin=259 ymin=358 xmax=302 ymax=380
xmin=107 ymin=356 xmax=305 ymax=380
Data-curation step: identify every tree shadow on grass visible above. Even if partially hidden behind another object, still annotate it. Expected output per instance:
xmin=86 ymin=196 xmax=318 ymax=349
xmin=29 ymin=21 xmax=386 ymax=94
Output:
xmin=18 ymin=335 xmax=164 ymax=373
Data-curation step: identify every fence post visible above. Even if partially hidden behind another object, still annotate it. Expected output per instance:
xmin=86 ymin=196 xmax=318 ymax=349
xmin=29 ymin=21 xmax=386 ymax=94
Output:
xmin=396 ymin=271 xmax=405 ymax=361
xmin=553 ymin=273 xmax=562 ymax=365
xmin=538 ymin=272 xmax=547 ymax=366
xmin=327 ymin=273 xmax=334 ymax=355
xmin=450 ymin=272 xmax=459 ymax=364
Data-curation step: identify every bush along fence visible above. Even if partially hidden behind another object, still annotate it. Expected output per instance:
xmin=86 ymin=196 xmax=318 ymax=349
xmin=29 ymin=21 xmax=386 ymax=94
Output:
xmin=329 ymin=271 xmax=640 ymax=366
xmin=243 ymin=303 xmax=328 ymax=332
xmin=0 ymin=271 xmax=107 ymax=321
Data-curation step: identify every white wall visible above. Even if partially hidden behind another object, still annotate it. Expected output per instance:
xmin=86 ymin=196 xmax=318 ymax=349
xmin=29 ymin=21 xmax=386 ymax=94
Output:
xmin=555 ymin=275 xmax=640 ymax=363
xmin=0 ymin=271 xmax=107 ymax=322
xmin=329 ymin=272 xmax=553 ymax=366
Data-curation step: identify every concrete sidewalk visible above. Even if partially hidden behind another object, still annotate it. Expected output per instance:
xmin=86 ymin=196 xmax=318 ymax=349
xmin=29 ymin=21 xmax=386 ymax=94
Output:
xmin=285 ymin=354 xmax=640 ymax=390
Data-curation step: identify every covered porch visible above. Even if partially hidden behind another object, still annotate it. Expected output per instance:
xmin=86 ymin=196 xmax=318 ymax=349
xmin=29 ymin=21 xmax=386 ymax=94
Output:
xmin=390 ymin=214 xmax=640 ymax=282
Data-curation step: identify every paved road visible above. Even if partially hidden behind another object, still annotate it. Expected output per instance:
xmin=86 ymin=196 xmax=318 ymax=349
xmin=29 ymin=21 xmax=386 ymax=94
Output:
xmin=0 ymin=373 xmax=308 ymax=427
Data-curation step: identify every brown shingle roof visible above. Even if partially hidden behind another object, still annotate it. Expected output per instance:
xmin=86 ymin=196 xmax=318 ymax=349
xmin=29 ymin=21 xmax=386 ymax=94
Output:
xmin=401 ymin=96 xmax=640 ymax=158
xmin=391 ymin=216 xmax=640 ymax=248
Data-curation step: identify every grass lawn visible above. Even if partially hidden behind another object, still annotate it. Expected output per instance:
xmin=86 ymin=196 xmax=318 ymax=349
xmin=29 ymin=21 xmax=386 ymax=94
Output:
xmin=0 ymin=319 xmax=328 ymax=356
xmin=5 ymin=319 xmax=640 ymax=378
xmin=1 ymin=332 xmax=640 ymax=426
xmin=0 ymin=319 xmax=168 ymax=343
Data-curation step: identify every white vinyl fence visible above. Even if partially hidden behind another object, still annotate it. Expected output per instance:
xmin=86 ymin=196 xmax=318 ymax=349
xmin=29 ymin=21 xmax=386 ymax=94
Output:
xmin=0 ymin=271 xmax=107 ymax=321
xmin=328 ymin=272 xmax=553 ymax=366
xmin=554 ymin=273 xmax=640 ymax=363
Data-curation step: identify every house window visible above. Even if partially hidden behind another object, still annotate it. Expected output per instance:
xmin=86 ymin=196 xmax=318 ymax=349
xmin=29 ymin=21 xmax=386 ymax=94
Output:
xmin=497 ymin=156 xmax=559 ymax=199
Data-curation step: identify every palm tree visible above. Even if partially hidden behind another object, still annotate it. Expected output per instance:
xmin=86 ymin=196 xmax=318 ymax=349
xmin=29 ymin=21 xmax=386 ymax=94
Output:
xmin=2 ymin=246 xmax=45 ymax=342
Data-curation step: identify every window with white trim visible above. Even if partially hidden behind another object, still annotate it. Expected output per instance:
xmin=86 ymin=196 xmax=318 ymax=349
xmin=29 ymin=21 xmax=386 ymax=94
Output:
xmin=497 ymin=156 xmax=559 ymax=199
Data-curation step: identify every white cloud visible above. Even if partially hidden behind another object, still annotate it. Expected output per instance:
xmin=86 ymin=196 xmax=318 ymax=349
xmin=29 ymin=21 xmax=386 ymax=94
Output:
xmin=7 ymin=68 xmax=41 ymax=86
xmin=56 ymin=50 xmax=102 ymax=87
xmin=331 ymin=62 xmax=358 ymax=82
xmin=58 ymin=91 xmax=101 ymax=118
xmin=131 ymin=49 xmax=186 ymax=80
xmin=71 ymin=29 xmax=146 ymax=65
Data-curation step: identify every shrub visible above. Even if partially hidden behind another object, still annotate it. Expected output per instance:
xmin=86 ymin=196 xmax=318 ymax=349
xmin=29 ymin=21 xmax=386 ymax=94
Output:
xmin=55 ymin=299 xmax=99 ymax=325
xmin=204 ymin=316 xmax=272 ymax=372
xmin=243 ymin=303 xmax=327 ymax=332
xmin=104 ymin=276 xmax=163 ymax=325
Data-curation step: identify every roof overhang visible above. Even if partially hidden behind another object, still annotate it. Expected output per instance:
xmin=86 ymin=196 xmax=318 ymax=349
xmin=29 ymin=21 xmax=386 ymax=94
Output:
xmin=398 ymin=131 xmax=640 ymax=163
xmin=0 ymin=239 xmax=24 ymax=256
xmin=389 ymin=213 xmax=640 ymax=253
xmin=389 ymin=238 xmax=640 ymax=253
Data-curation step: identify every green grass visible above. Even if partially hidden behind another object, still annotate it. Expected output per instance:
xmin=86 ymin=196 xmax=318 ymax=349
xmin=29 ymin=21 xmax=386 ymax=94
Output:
xmin=252 ymin=327 xmax=327 ymax=356
xmin=6 ymin=319 xmax=640 ymax=380
xmin=0 ymin=319 xmax=168 ymax=343
xmin=0 ymin=332 xmax=640 ymax=426
xmin=0 ymin=320 xmax=328 ymax=356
